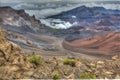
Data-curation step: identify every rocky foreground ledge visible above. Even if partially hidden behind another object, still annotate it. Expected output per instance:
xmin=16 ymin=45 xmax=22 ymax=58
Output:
xmin=0 ymin=28 xmax=120 ymax=79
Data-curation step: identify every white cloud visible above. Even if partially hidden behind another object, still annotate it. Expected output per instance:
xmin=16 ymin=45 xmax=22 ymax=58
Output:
xmin=0 ymin=0 xmax=61 ymax=3
xmin=0 ymin=0 xmax=120 ymax=3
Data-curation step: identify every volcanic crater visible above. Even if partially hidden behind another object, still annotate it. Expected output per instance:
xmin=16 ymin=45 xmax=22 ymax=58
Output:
xmin=63 ymin=32 xmax=120 ymax=56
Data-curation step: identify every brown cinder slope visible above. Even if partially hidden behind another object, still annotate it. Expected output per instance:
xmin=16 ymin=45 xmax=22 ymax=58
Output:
xmin=63 ymin=32 xmax=120 ymax=55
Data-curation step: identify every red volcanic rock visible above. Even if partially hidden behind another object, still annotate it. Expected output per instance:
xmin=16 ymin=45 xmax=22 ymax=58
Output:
xmin=63 ymin=32 xmax=120 ymax=55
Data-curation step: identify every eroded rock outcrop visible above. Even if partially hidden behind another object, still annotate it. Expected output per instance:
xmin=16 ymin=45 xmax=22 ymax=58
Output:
xmin=0 ymin=28 xmax=33 ymax=79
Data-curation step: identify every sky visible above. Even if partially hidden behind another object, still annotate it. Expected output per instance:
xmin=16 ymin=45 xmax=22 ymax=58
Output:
xmin=0 ymin=0 xmax=119 ymax=3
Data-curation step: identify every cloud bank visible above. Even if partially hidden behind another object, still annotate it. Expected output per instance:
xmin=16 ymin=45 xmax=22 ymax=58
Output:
xmin=1 ymin=0 xmax=120 ymax=3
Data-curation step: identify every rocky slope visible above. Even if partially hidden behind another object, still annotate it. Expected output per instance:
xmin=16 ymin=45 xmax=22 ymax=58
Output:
xmin=0 ymin=6 xmax=45 ymax=31
xmin=0 ymin=6 xmax=65 ymax=55
xmin=0 ymin=28 xmax=120 ymax=79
